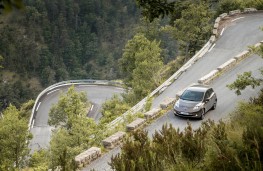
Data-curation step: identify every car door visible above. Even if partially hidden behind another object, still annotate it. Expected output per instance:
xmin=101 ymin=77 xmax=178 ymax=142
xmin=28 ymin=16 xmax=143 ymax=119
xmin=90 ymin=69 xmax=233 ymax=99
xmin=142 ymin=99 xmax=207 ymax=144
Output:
xmin=204 ymin=89 xmax=213 ymax=111
xmin=210 ymin=88 xmax=217 ymax=107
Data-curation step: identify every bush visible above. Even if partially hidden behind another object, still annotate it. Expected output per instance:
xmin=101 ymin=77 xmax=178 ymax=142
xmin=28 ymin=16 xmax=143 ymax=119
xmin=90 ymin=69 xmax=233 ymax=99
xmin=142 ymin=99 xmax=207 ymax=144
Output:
xmin=242 ymin=0 xmax=263 ymax=10
xmin=217 ymin=0 xmax=243 ymax=15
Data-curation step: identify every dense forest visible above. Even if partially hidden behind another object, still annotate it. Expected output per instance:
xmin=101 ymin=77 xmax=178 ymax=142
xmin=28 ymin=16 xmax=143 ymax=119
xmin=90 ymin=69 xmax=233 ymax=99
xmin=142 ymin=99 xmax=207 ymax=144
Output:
xmin=0 ymin=0 xmax=140 ymax=110
xmin=1 ymin=0 xmax=139 ymax=81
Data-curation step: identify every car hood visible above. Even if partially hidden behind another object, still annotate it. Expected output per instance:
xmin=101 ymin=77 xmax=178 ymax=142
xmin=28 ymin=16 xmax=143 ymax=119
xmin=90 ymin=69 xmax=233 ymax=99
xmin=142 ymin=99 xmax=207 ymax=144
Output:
xmin=175 ymin=99 xmax=201 ymax=112
xmin=178 ymin=99 xmax=200 ymax=108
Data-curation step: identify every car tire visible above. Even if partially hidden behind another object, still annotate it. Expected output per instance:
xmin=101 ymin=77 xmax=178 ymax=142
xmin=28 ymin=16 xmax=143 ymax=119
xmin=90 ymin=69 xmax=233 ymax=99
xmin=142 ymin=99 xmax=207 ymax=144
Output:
xmin=211 ymin=101 xmax=217 ymax=110
xmin=200 ymin=109 xmax=205 ymax=120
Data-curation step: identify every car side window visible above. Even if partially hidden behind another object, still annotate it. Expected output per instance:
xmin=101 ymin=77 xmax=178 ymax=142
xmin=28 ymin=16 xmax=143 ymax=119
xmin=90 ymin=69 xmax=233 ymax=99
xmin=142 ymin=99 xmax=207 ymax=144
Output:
xmin=204 ymin=90 xmax=210 ymax=99
xmin=205 ymin=89 xmax=214 ymax=99
xmin=209 ymin=89 xmax=214 ymax=98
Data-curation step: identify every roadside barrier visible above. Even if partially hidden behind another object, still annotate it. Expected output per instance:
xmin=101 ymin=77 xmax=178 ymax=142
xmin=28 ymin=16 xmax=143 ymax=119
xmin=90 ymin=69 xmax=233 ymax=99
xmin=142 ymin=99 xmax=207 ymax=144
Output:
xmin=28 ymin=80 xmax=123 ymax=130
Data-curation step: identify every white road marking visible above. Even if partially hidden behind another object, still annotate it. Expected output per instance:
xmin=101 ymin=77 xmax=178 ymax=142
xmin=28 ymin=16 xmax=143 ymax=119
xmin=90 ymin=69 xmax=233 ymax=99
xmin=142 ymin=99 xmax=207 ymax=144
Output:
xmin=208 ymin=43 xmax=216 ymax=52
xmin=90 ymin=105 xmax=94 ymax=111
xmin=47 ymin=89 xmax=60 ymax=95
xmin=231 ymin=17 xmax=245 ymax=22
xmin=31 ymin=119 xmax=35 ymax=128
xmin=220 ymin=28 xmax=225 ymax=36
xmin=36 ymin=102 xmax=41 ymax=111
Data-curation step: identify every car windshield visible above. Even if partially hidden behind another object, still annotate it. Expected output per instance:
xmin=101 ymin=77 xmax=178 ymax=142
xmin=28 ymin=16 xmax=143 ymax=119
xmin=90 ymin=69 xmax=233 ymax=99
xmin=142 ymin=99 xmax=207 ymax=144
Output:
xmin=180 ymin=90 xmax=204 ymax=102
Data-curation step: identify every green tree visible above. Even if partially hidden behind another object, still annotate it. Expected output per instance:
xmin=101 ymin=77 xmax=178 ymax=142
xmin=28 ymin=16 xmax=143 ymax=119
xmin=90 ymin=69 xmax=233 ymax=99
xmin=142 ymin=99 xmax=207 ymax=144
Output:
xmin=216 ymin=0 xmax=242 ymax=15
xmin=29 ymin=149 xmax=50 ymax=171
xmin=168 ymin=2 xmax=213 ymax=57
xmin=19 ymin=99 xmax=34 ymax=119
xmin=99 ymin=94 xmax=130 ymax=125
xmin=227 ymin=71 xmax=262 ymax=95
xmin=152 ymin=124 xmax=182 ymax=166
xmin=227 ymin=40 xmax=263 ymax=95
xmin=0 ymin=105 xmax=32 ymax=170
xmin=49 ymin=111 xmax=97 ymax=171
xmin=48 ymin=86 xmax=97 ymax=170
xmin=119 ymin=33 xmax=163 ymax=101
xmin=48 ymin=86 xmax=91 ymax=129
xmin=41 ymin=66 xmax=56 ymax=86
xmin=49 ymin=128 xmax=76 ymax=171
xmin=110 ymin=129 xmax=164 ymax=171
xmin=232 ymin=102 xmax=263 ymax=170
xmin=135 ymin=0 xmax=175 ymax=22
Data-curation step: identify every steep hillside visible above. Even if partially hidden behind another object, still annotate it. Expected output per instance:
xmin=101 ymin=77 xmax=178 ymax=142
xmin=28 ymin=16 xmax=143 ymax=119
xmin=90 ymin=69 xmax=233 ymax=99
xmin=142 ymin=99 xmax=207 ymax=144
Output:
xmin=0 ymin=0 xmax=140 ymax=84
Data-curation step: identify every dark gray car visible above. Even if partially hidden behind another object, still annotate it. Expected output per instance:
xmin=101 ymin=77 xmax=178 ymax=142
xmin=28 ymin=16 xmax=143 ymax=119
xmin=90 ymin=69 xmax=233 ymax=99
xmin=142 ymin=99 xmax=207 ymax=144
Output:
xmin=174 ymin=85 xmax=217 ymax=119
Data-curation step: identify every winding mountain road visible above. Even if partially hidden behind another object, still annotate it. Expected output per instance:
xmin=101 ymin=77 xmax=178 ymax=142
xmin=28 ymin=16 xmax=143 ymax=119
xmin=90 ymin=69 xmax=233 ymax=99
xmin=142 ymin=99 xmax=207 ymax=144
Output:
xmin=29 ymin=85 xmax=125 ymax=152
xmin=83 ymin=12 xmax=263 ymax=170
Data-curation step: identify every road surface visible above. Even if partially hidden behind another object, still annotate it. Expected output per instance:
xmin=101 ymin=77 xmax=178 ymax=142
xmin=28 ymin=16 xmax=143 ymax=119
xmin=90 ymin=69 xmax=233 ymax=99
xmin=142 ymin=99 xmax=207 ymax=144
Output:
xmin=83 ymin=12 xmax=263 ymax=171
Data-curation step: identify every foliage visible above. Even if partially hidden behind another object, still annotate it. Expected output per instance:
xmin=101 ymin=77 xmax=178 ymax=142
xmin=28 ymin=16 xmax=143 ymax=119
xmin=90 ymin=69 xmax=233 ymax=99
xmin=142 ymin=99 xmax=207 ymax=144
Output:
xmin=47 ymin=86 xmax=97 ymax=170
xmin=159 ymin=55 xmax=185 ymax=80
xmin=110 ymin=121 xmax=214 ymax=170
xmin=144 ymin=96 xmax=153 ymax=112
xmin=0 ymin=78 xmax=36 ymax=112
xmin=29 ymin=149 xmax=49 ymax=171
xmin=135 ymin=0 xmax=218 ymax=24
xmin=227 ymin=71 xmax=262 ymax=95
xmin=229 ymin=102 xmax=263 ymax=170
xmin=110 ymin=129 xmax=164 ymax=171
xmin=0 ymin=0 xmax=140 ymax=85
xmin=135 ymin=18 xmax=178 ymax=63
xmin=169 ymin=2 xmax=213 ymax=57
xmin=0 ymin=0 xmax=24 ymax=14
xmin=19 ymin=99 xmax=34 ymax=119
xmin=216 ymin=0 xmax=243 ymax=15
xmin=135 ymin=0 xmax=175 ymax=22
xmin=99 ymin=94 xmax=130 ymax=125
xmin=215 ymin=0 xmax=263 ymax=14
xmin=0 ymin=105 xmax=32 ymax=170
xmin=241 ymin=0 xmax=263 ymax=9
xmin=48 ymin=86 xmax=91 ymax=129
xmin=49 ymin=118 xmax=97 ymax=170
xmin=119 ymin=33 xmax=163 ymax=102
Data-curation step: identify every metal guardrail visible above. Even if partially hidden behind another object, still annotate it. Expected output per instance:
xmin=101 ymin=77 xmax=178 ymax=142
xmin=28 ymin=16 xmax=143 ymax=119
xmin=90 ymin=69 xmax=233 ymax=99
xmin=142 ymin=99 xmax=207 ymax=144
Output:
xmin=28 ymin=80 xmax=123 ymax=130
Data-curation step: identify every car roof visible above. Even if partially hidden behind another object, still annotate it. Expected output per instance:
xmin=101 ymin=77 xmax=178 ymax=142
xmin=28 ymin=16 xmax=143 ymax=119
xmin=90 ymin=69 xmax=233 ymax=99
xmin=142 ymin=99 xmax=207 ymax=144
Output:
xmin=186 ymin=84 xmax=210 ymax=92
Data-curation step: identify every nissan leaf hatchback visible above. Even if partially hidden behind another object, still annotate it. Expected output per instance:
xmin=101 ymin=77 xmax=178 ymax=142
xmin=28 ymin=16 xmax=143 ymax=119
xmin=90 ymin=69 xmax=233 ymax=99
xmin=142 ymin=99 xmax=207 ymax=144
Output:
xmin=174 ymin=85 xmax=217 ymax=119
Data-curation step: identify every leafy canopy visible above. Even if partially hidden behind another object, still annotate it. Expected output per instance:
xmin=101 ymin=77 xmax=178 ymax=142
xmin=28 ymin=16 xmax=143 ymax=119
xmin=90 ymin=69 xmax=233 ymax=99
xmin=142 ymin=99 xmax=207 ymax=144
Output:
xmin=48 ymin=86 xmax=91 ymax=129
xmin=119 ymin=33 xmax=163 ymax=101
xmin=47 ymin=86 xmax=97 ymax=170
xmin=0 ymin=105 xmax=32 ymax=170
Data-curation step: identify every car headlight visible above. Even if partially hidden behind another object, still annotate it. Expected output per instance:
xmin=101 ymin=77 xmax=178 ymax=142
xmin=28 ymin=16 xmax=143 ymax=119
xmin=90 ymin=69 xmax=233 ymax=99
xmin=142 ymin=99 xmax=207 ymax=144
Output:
xmin=174 ymin=101 xmax=180 ymax=108
xmin=193 ymin=103 xmax=203 ymax=110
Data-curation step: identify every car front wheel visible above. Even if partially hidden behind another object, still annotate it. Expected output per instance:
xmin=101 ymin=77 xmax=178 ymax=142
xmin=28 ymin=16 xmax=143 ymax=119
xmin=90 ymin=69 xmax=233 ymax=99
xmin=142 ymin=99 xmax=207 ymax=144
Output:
xmin=199 ymin=109 xmax=205 ymax=120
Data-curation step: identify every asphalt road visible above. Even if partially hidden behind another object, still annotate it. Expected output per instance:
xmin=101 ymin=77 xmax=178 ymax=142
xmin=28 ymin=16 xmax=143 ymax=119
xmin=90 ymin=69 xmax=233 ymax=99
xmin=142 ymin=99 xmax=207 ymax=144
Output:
xmin=83 ymin=13 xmax=263 ymax=170
xmin=29 ymin=85 xmax=125 ymax=152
